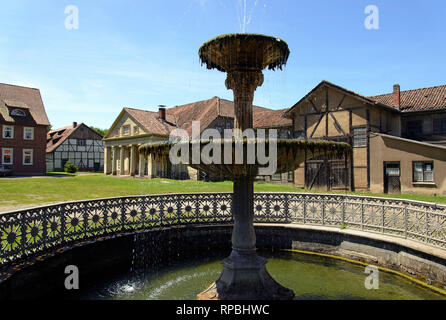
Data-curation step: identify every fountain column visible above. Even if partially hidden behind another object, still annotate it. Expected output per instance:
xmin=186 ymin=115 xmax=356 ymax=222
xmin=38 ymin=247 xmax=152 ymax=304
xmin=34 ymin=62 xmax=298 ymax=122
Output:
xmin=225 ymin=70 xmax=263 ymax=252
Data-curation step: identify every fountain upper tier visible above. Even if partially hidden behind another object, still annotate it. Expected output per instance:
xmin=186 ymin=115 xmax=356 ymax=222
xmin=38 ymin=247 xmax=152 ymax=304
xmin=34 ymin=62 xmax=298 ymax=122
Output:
xmin=199 ymin=34 xmax=290 ymax=72
xmin=139 ymin=139 xmax=351 ymax=180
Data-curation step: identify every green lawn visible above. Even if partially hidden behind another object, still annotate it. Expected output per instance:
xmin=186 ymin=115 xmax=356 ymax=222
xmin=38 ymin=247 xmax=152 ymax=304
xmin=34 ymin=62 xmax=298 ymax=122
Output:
xmin=0 ymin=173 xmax=445 ymax=212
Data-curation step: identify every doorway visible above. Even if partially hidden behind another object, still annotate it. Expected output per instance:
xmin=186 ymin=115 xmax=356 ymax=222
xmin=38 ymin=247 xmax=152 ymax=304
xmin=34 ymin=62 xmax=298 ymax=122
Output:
xmin=384 ymin=162 xmax=401 ymax=194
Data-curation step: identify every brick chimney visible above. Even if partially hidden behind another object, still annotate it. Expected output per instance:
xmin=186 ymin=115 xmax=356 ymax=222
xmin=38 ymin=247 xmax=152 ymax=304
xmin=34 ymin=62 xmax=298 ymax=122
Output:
xmin=393 ymin=84 xmax=401 ymax=108
xmin=73 ymin=122 xmax=78 ymax=128
xmin=158 ymin=105 xmax=166 ymax=121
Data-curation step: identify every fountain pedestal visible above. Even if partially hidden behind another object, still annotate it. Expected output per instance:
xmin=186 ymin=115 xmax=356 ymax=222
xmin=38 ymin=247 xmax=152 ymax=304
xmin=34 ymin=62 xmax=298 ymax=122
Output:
xmin=198 ymin=177 xmax=294 ymax=300
xmin=198 ymin=249 xmax=295 ymax=300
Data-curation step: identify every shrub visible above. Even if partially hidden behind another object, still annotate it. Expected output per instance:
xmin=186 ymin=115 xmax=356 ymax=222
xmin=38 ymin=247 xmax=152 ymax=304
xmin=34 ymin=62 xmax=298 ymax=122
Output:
xmin=64 ymin=160 xmax=78 ymax=174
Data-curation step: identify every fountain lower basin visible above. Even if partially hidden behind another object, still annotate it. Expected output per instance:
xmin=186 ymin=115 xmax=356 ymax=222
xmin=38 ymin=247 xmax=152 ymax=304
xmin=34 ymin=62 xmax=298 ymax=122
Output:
xmin=70 ymin=251 xmax=446 ymax=300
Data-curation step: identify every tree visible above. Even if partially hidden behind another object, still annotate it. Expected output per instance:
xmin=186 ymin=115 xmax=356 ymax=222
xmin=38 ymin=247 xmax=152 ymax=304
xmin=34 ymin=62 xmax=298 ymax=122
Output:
xmin=90 ymin=127 xmax=109 ymax=137
xmin=64 ymin=160 xmax=78 ymax=174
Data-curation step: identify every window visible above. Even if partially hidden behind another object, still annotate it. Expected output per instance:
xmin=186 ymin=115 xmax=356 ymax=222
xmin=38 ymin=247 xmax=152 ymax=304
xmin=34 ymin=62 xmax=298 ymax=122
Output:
xmin=413 ymin=162 xmax=434 ymax=182
xmin=24 ymin=127 xmax=34 ymax=140
xmin=10 ymin=109 xmax=26 ymax=117
xmin=23 ymin=149 xmax=33 ymax=165
xmin=385 ymin=162 xmax=400 ymax=176
xmin=3 ymin=125 xmax=13 ymax=139
xmin=134 ymin=126 xmax=139 ymax=134
xmin=287 ymin=171 xmax=294 ymax=182
xmin=122 ymin=125 xmax=130 ymax=136
xmin=353 ymin=127 xmax=367 ymax=147
xmin=77 ymin=139 xmax=86 ymax=146
xmin=2 ymin=148 xmax=13 ymax=165
xmin=433 ymin=119 xmax=446 ymax=134
xmin=272 ymin=173 xmax=282 ymax=181
xmin=406 ymin=120 xmax=422 ymax=137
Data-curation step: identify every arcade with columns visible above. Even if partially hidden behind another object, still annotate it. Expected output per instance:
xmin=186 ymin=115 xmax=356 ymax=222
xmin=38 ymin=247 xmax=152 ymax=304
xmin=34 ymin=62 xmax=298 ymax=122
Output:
xmin=103 ymin=145 xmax=175 ymax=178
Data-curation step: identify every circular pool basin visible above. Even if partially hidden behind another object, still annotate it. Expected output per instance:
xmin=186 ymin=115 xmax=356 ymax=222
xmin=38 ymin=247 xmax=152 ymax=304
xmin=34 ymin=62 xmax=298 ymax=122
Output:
xmin=77 ymin=251 xmax=444 ymax=300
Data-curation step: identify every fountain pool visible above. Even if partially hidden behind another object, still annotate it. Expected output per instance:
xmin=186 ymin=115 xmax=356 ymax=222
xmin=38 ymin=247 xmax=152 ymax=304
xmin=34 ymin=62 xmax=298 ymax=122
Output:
xmin=74 ymin=250 xmax=445 ymax=300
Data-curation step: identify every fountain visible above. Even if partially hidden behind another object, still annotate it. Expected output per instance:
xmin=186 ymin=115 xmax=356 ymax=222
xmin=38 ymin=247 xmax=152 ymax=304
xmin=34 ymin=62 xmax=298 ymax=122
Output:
xmin=139 ymin=33 xmax=351 ymax=300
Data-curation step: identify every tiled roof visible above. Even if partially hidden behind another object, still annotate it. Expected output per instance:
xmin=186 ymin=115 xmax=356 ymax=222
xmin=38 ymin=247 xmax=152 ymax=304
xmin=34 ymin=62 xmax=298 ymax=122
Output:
xmin=120 ymin=97 xmax=286 ymax=138
xmin=368 ymin=85 xmax=446 ymax=112
xmin=124 ymin=108 xmax=178 ymax=136
xmin=0 ymin=83 xmax=50 ymax=126
xmin=253 ymin=109 xmax=292 ymax=128
xmin=47 ymin=125 xmax=77 ymax=153
xmin=167 ymin=97 xmax=271 ymax=136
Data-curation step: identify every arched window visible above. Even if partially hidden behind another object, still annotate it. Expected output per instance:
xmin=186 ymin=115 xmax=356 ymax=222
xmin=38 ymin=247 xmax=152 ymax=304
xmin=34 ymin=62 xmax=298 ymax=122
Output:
xmin=10 ymin=109 xmax=26 ymax=117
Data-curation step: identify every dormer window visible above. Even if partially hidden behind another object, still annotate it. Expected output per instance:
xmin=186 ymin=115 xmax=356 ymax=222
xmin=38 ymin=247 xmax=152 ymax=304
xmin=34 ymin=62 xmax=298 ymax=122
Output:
xmin=10 ymin=109 xmax=26 ymax=117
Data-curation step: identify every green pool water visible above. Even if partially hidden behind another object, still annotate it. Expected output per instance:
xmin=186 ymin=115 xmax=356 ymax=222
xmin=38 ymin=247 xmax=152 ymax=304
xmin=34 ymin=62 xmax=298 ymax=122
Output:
xmin=83 ymin=251 xmax=445 ymax=300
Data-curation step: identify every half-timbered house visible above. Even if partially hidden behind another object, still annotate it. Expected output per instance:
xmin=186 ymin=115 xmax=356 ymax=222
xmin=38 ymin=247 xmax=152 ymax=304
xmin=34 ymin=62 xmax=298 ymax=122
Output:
xmin=46 ymin=122 xmax=105 ymax=172
xmin=284 ymin=81 xmax=446 ymax=195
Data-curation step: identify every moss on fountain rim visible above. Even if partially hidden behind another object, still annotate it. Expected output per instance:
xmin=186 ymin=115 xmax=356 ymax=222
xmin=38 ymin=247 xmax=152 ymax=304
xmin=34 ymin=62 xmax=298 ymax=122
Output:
xmin=139 ymin=139 xmax=351 ymax=179
xmin=199 ymin=33 xmax=290 ymax=72
xmin=139 ymin=139 xmax=351 ymax=159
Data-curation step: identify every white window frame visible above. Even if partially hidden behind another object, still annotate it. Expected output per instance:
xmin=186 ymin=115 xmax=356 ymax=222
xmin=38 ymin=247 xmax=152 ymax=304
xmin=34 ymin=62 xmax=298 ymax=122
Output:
xmin=23 ymin=149 xmax=33 ymax=166
xmin=23 ymin=127 xmax=34 ymax=140
xmin=3 ymin=125 xmax=14 ymax=139
xmin=2 ymin=148 xmax=13 ymax=165
xmin=413 ymin=161 xmax=434 ymax=183
xmin=353 ymin=127 xmax=367 ymax=148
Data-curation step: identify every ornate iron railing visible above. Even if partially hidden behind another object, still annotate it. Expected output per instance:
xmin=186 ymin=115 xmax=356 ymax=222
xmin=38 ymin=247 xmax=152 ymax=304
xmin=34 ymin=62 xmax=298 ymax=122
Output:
xmin=1 ymin=193 xmax=445 ymax=267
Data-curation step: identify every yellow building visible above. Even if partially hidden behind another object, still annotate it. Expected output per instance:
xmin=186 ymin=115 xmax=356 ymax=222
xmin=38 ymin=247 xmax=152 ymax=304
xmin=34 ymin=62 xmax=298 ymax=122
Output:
xmin=103 ymin=97 xmax=292 ymax=180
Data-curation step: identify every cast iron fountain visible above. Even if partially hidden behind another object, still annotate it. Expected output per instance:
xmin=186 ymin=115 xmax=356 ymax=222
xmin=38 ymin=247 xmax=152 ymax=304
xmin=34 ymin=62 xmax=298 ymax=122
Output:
xmin=140 ymin=34 xmax=350 ymax=300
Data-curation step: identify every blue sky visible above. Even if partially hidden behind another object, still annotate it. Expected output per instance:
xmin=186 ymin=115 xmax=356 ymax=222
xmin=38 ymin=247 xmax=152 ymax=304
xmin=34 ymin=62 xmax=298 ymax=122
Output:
xmin=0 ymin=0 xmax=445 ymax=129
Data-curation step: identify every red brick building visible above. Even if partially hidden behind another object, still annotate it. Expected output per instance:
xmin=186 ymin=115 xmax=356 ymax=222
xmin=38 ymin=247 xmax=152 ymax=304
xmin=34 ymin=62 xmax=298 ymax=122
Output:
xmin=0 ymin=83 xmax=50 ymax=175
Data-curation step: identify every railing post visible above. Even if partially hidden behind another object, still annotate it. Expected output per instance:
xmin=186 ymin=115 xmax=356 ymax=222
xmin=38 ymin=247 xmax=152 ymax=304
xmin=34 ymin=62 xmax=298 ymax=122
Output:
xmin=83 ymin=201 xmax=88 ymax=238
xmin=41 ymin=208 xmax=48 ymax=249
xmin=176 ymin=194 xmax=182 ymax=225
xmin=322 ymin=196 xmax=325 ymax=225
xmin=303 ymin=195 xmax=307 ymax=224
xmin=120 ymin=198 xmax=126 ymax=232
xmin=212 ymin=194 xmax=217 ymax=224
xmin=425 ymin=207 xmax=429 ymax=243
xmin=341 ymin=196 xmax=346 ymax=226
xmin=404 ymin=203 xmax=408 ymax=239
xmin=284 ymin=194 xmax=290 ymax=224
xmin=361 ymin=199 xmax=364 ymax=231
xmin=20 ymin=211 xmax=27 ymax=258
xmin=195 ymin=194 xmax=200 ymax=224
xmin=60 ymin=204 xmax=66 ymax=245
xmin=381 ymin=200 xmax=385 ymax=233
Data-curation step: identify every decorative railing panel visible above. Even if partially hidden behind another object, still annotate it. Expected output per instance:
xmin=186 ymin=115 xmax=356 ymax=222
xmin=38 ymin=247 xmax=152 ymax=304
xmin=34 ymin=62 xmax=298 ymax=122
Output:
xmin=1 ymin=193 xmax=445 ymax=267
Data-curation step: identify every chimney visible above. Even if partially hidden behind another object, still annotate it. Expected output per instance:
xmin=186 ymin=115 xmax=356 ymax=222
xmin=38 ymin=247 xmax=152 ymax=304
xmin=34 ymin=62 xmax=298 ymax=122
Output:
xmin=393 ymin=84 xmax=401 ymax=108
xmin=158 ymin=105 xmax=166 ymax=121
xmin=73 ymin=122 xmax=78 ymax=128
